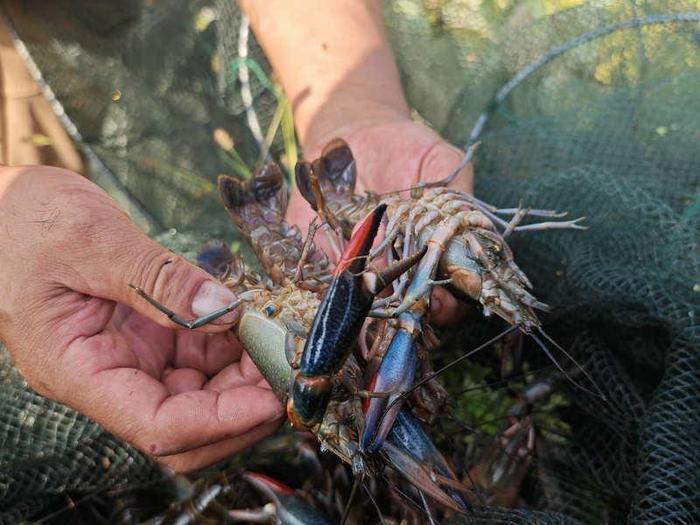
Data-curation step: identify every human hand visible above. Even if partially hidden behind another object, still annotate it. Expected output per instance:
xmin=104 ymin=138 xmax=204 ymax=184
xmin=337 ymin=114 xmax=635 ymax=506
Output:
xmin=0 ymin=166 xmax=284 ymax=471
xmin=287 ymin=116 xmax=473 ymax=326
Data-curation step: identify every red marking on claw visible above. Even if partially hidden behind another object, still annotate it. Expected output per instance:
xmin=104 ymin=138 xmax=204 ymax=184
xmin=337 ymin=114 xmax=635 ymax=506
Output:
xmin=245 ymin=471 xmax=296 ymax=495
xmin=334 ymin=204 xmax=387 ymax=276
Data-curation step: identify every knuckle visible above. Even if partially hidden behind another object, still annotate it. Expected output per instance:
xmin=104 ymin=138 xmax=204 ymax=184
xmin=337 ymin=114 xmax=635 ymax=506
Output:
xmin=29 ymin=379 xmax=55 ymax=399
xmin=132 ymin=247 xmax=191 ymax=306
xmin=133 ymin=429 xmax=164 ymax=456
xmin=29 ymin=173 xmax=129 ymax=253
xmin=63 ymin=206 xmax=129 ymax=250
xmin=420 ymin=142 xmax=472 ymax=186
xmin=158 ymin=455 xmax=196 ymax=473
xmin=424 ymin=144 xmax=461 ymax=171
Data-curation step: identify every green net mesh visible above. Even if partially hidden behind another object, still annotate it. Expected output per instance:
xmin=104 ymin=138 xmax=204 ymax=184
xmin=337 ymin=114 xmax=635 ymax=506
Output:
xmin=1 ymin=0 xmax=698 ymax=523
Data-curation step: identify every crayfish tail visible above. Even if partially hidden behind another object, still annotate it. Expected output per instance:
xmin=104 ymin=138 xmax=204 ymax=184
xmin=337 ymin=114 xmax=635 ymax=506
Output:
xmin=295 ymin=138 xmax=357 ymax=209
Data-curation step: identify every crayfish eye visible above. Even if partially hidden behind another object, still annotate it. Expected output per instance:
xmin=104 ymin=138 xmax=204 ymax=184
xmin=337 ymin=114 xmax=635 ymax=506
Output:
xmin=263 ymin=304 xmax=278 ymax=317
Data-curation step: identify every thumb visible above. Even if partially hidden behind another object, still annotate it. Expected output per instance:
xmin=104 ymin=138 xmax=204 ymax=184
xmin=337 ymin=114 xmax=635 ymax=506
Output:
xmin=127 ymin=249 xmax=242 ymax=332
xmin=70 ymin=215 xmax=241 ymax=333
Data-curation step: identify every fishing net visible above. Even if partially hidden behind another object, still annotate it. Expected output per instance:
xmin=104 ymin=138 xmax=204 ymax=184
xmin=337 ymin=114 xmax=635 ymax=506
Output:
xmin=0 ymin=0 xmax=698 ymax=523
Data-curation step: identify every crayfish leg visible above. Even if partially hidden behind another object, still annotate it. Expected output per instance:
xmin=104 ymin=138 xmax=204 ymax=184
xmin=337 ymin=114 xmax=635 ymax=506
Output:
xmin=129 ymin=285 xmax=254 ymax=329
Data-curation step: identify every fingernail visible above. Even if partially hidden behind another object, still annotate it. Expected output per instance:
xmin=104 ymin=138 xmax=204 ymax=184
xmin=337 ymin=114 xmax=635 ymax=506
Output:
xmin=191 ymin=281 xmax=239 ymax=324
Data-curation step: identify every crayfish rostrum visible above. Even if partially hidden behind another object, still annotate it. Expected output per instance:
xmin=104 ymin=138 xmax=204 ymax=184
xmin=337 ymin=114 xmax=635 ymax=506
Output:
xmin=133 ymin=139 xmax=585 ymax=521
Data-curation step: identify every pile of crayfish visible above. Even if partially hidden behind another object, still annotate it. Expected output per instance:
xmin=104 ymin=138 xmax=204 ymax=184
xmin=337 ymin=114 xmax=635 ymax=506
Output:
xmin=134 ymin=139 xmax=585 ymax=524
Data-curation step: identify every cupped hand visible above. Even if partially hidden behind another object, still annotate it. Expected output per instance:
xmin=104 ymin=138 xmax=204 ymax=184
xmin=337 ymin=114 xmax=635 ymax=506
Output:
xmin=0 ymin=166 xmax=284 ymax=471
xmin=287 ymin=116 xmax=474 ymax=326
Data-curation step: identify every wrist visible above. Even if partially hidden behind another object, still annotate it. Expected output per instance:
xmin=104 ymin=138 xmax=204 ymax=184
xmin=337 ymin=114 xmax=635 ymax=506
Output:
xmin=291 ymin=42 xmax=410 ymax=152
xmin=238 ymin=0 xmax=410 ymax=153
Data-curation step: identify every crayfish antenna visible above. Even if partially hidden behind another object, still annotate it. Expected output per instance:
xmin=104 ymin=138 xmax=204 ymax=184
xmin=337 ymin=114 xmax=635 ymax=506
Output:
xmin=531 ymin=328 xmax=608 ymax=401
xmin=340 ymin=476 xmax=361 ymax=525
xmin=419 ymin=490 xmax=439 ymax=525
xmin=363 ymin=483 xmax=387 ymax=525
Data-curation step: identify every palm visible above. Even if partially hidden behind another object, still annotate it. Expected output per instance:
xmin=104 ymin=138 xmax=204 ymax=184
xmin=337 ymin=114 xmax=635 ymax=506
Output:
xmin=55 ymin=292 xmax=281 ymax=466
xmin=288 ymin=120 xmax=471 ymax=229
xmin=106 ymin=304 xmax=261 ymax=394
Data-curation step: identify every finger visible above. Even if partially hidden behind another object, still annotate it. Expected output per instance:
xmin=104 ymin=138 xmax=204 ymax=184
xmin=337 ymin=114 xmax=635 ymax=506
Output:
xmin=116 ymin=308 xmax=243 ymax=379
xmin=44 ymin=176 xmax=243 ymax=333
xmin=71 ymin=359 xmax=284 ymax=456
xmin=173 ymin=329 xmax=243 ymax=376
xmin=162 ymin=367 xmax=208 ymax=394
xmin=240 ymin=351 xmax=266 ymax=382
xmin=430 ymin=287 xmax=470 ymax=327
xmin=419 ymin=142 xmax=474 ymax=194
xmin=144 ymin=385 xmax=283 ymax=455
xmin=117 ymin=250 xmax=242 ymax=333
xmin=114 ymin=306 xmax=175 ymax=377
xmin=203 ymin=352 xmax=265 ymax=393
xmin=157 ymin=420 xmax=282 ymax=472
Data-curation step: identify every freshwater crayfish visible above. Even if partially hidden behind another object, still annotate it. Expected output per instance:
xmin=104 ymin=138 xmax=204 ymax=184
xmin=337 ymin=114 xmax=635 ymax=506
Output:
xmin=132 ymin=139 xmax=588 ymax=521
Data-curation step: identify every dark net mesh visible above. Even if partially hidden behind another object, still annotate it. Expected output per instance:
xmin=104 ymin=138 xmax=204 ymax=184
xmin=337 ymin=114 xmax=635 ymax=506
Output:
xmin=0 ymin=0 xmax=698 ymax=523
xmin=0 ymin=351 xmax=169 ymax=523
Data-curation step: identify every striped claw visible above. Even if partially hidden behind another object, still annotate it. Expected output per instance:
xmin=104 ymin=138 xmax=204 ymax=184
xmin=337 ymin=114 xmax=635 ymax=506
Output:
xmin=288 ymin=204 xmax=424 ymax=428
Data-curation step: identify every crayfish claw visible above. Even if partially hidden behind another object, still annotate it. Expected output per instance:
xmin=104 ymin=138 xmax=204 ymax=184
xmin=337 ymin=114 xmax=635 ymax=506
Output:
xmin=361 ymin=313 xmax=419 ymax=452
xmin=242 ymin=472 xmax=333 ymax=524
xmin=382 ymin=409 xmax=472 ymax=513
xmin=289 ymin=204 xmax=389 ymax=428
xmin=335 ymin=203 xmax=387 ymax=275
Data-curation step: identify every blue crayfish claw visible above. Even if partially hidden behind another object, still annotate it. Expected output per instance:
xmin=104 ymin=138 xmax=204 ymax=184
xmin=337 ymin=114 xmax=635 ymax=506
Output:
xmin=382 ymin=409 xmax=472 ymax=513
xmin=361 ymin=312 xmax=420 ymax=453
xmin=288 ymin=204 xmax=425 ymax=429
